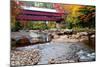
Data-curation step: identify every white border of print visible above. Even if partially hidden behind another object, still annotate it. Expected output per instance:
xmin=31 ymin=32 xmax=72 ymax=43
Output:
xmin=0 ymin=0 xmax=99 ymax=67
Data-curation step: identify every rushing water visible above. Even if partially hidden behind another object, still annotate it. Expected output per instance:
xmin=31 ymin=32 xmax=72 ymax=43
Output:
xmin=16 ymin=42 xmax=95 ymax=64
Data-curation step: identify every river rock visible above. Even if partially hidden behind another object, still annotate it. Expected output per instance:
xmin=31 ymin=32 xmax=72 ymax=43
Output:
xmin=77 ymin=32 xmax=88 ymax=36
xmin=53 ymin=34 xmax=60 ymax=39
xmin=48 ymin=58 xmax=75 ymax=64
xmin=60 ymin=35 xmax=68 ymax=39
xmin=91 ymin=35 xmax=95 ymax=38
xmin=71 ymin=34 xmax=80 ymax=39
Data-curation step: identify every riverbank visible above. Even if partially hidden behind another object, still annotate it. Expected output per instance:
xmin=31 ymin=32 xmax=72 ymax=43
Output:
xmin=11 ymin=30 xmax=95 ymax=48
xmin=11 ymin=49 xmax=40 ymax=66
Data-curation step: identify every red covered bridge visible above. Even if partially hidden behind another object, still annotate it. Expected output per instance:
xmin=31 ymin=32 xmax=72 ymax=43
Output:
xmin=17 ymin=9 xmax=64 ymax=22
xmin=16 ymin=1 xmax=65 ymax=23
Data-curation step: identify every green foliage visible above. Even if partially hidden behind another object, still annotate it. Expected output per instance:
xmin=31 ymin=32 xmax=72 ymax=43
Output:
xmin=27 ymin=21 xmax=49 ymax=30
xmin=11 ymin=21 xmax=22 ymax=31
xmin=47 ymin=21 xmax=56 ymax=29
xmin=27 ymin=21 xmax=58 ymax=30
xmin=15 ymin=21 xmax=22 ymax=31
xmin=63 ymin=5 xmax=95 ymax=29
xmin=27 ymin=22 xmax=33 ymax=30
xmin=67 ymin=23 xmax=73 ymax=29
xmin=78 ymin=6 xmax=95 ymax=28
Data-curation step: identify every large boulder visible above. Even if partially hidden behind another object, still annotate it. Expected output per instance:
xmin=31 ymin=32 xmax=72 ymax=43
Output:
xmin=16 ymin=36 xmax=31 ymax=47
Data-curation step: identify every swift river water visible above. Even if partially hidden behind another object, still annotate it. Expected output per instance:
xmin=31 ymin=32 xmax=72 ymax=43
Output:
xmin=15 ymin=42 xmax=95 ymax=65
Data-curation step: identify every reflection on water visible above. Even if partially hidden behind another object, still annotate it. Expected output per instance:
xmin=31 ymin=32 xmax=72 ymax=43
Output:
xmin=83 ymin=36 xmax=95 ymax=50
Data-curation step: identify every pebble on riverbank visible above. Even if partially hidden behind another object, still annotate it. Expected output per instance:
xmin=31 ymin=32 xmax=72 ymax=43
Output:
xmin=11 ymin=49 xmax=40 ymax=66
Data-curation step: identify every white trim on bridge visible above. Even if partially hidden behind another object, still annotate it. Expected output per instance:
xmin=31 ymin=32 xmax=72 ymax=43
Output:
xmin=20 ymin=6 xmax=58 ymax=13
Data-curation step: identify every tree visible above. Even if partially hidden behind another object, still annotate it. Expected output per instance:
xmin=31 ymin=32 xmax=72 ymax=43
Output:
xmin=14 ymin=21 xmax=22 ymax=31
xmin=11 ymin=0 xmax=22 ymax=31
xmin=61 ymin=4 xmax=95 ymax=29
xmin=79 ymin=6 xmax=95 ymax=29
xmin=62 ymin=4 xmax=82 ymax=29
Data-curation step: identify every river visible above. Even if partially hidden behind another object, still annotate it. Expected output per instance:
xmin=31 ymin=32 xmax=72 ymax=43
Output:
xmin=11 ymin=31 xmax=95 ymax=65
xmin=15 ymin=42 xmax=95 ymax=65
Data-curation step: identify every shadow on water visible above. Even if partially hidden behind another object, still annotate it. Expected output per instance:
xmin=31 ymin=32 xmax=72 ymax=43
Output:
xmin=82 ymin=33 xmax=95 ymax=50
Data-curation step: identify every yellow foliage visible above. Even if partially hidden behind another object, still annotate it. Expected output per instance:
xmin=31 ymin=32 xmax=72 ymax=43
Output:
xmin=62 ymin=4 xmax=84 ymax=23
xmin=62 ymin=4 xmax=82 ymax=16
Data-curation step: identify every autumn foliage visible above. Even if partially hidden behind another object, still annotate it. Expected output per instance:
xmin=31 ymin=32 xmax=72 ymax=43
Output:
xmin=61 ymin=4 xmax=95 ymax=29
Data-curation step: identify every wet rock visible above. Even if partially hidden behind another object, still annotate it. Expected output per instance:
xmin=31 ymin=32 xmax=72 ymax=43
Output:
xmin=16 ymin=36 xmax=31 ymax=47
xmin=47 ymin=34 xmax=53 ymax=42
xmin=76 ymin=50 xmax=95 ymax=62
xmin=30 ymin=38 xmax=42 ymax=44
